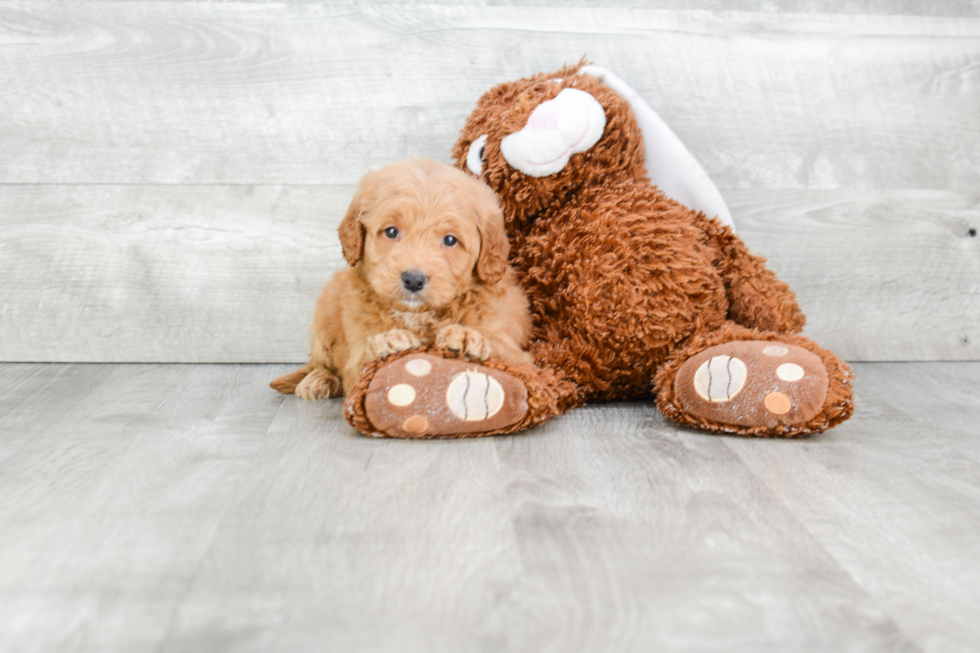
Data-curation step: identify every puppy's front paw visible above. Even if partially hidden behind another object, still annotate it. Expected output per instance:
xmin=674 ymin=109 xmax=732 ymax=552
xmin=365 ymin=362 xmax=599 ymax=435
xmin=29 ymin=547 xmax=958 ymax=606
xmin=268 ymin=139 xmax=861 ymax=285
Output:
xmin=368 ymin=329 xmax=422 ymax=360
xmin=436 ymin=325 xmax=492 ymax=361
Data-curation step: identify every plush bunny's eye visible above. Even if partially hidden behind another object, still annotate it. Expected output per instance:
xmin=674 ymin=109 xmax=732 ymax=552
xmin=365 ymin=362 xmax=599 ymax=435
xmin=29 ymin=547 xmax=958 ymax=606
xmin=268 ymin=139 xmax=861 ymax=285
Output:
xmin=466 ymin=134 xmax=488 ymax=176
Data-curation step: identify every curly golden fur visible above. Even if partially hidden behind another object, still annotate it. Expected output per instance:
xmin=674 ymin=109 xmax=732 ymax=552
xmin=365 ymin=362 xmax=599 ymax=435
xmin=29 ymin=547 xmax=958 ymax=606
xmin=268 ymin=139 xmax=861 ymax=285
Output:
xmin=272 ymin=158 xmax=532 ymax=399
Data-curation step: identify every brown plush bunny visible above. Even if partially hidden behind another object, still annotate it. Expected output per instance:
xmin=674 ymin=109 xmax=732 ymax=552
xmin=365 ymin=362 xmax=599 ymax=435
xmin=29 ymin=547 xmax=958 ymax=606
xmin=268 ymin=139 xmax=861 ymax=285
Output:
xmin=344 ymin=62 xmax=854 ymax=439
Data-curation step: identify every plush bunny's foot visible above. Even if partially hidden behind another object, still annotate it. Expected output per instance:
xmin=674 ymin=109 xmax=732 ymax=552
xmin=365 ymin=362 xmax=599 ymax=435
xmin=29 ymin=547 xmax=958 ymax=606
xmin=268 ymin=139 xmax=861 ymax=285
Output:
xmin=345 ymin=348 xmax=577 ymax=439
xmin=674 ymin=340 xmax=828 ymax=429
xmin=345 ymin=352 xmax=529 ymax=438
xmin=656 ymin=327 xmax=854 ymax=437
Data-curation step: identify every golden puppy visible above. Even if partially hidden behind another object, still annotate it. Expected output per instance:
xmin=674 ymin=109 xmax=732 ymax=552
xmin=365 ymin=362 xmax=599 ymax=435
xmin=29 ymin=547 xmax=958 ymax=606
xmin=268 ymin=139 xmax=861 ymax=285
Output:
xmin=271 ymin=158 xmax=532 ymax=400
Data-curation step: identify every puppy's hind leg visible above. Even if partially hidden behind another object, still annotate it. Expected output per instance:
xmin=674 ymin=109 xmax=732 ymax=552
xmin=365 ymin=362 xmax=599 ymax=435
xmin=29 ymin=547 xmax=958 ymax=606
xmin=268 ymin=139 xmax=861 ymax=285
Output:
xmin=270 ymin=364 xmax=313 ymax=394
xmin=272 ymin=331 xmax=343 ymax=399
xmin=295 ymin=366 xmax=343 ymax=400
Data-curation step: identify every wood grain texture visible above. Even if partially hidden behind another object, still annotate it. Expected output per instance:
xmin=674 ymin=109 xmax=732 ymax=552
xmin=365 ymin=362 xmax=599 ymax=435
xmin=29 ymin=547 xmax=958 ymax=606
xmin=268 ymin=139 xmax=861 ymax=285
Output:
xmin=4 ymin=361 xmax=979 ymax=651
xmin=725 ymin=362 xmax=980 ymax=652
xmin=2 ymin=185 xmax=976 ymax=362
xmin=0 ymin=184 xmax=349 ymax=363
xmin=0 ymin=5 xmax=977 ymax=190
xmin=89 ymin=1 xmax=980 ymax=16
xmin=0 ymin=363 xmax=287 ymax=653
xmin=0 ymin=3 xmax=977 ymax=363
xmin=164 ymin=399 xmax=917 ymax=653
xmin=733 ymin=189 xmax=980 ymax=362
xmin=158 ymin=388 xmax=525 ymax=653
xmin=486 ymin=405 xmax=915 ymax=653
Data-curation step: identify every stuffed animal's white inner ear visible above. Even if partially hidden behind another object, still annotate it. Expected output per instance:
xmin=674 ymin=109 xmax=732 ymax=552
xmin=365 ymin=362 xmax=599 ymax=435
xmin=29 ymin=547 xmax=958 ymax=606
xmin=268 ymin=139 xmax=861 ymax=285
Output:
xmin=500 ymin=89 xmax=606 ymax=178
xmin=579 ymin=65 xmax=736 ymax=233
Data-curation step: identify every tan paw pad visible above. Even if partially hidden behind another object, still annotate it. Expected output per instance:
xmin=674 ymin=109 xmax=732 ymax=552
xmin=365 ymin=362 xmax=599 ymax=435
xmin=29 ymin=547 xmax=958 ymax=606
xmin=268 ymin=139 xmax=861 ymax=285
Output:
xmin=387 ymin=384 xmax=416 ymax=406
xmin=401 ymin=415 xmax=428 ymax=435
xmin=763 ymin=345 xmax=789 ymax=357
xmin=405 ymin=358 xmax=432 ymax=377
xmin=764 ymin=391 xmax=792 ymax=415
xmin=776 ymin=363 xmax=805 ymax=382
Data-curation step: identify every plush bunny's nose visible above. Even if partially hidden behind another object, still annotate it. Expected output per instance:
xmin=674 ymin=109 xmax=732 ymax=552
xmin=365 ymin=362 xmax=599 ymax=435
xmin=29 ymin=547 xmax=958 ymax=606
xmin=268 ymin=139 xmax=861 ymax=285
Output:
xmin=500 ymin=88 xmax=606 ymax=178
xmin=526 ymin=100 xmax=560 ymax=131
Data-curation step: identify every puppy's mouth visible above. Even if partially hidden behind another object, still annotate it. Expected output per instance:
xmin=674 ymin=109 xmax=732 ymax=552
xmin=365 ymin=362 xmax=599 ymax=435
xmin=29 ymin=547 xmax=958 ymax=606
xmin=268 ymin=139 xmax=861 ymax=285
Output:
xmin=391 ymin=286 xmax=435 ymax=311
xmin=397 ymin=294 xmax=426 ymax=310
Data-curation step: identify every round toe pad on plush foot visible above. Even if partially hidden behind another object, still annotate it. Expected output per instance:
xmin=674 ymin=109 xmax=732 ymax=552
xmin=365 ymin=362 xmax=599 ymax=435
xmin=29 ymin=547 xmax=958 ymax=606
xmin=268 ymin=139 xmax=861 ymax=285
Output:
xmin=363 ymin=354 xmax=529 ymax=438
xmin=674 ymin=340 xmax=829 ymax=431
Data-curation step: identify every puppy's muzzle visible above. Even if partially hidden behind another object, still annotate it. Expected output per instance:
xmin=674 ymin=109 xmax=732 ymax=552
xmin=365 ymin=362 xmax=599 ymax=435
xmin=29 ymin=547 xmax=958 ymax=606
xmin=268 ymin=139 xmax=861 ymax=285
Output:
xmin=401 ymin=270 xmax=428 ymax=293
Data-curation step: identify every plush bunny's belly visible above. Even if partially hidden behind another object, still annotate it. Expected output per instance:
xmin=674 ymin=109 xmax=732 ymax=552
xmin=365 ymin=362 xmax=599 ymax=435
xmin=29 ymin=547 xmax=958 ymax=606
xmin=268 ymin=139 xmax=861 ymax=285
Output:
xmin=511 ymin=188 xmax=730 ymax=401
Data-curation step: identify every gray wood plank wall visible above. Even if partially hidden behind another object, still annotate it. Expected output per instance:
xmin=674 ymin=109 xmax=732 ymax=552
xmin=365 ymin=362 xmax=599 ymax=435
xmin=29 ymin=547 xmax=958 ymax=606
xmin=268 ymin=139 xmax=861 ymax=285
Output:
xmin=1 ymin=2 xmax=978 ymax=362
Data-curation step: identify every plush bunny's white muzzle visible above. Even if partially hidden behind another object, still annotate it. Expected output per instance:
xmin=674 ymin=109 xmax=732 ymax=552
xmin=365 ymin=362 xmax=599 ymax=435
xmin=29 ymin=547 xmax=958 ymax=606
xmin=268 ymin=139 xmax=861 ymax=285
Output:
xmin=500 ymin=88 xmax=606 ymax=178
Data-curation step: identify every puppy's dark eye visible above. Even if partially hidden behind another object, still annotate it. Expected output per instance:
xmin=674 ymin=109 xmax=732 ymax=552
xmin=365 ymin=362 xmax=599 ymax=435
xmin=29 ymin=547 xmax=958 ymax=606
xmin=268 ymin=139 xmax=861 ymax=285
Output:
xmin=384 ymin=227 xmax=399 ymax=239
xmin=443 ymin=235 xmax=458 ymax=247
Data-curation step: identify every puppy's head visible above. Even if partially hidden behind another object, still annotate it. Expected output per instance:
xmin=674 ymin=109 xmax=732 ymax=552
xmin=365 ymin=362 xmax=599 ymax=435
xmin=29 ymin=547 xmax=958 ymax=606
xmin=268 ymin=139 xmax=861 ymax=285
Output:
xmin=339 ymin=158 xmax=509 ymax=312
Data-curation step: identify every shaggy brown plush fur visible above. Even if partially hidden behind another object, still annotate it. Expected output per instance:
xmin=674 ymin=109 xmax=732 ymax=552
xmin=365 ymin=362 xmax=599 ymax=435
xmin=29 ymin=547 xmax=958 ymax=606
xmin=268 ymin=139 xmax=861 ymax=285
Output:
xmin=344 ymin=62 xmax=854 ymax=438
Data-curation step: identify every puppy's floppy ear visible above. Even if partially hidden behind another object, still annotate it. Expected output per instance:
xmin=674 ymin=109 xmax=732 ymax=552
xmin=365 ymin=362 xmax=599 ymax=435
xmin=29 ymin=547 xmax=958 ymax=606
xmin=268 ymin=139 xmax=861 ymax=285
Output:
xmin=338 ymin=188 xmax=365 ymax=266
xmin=476 ymin=198 xmax=510 ymax=285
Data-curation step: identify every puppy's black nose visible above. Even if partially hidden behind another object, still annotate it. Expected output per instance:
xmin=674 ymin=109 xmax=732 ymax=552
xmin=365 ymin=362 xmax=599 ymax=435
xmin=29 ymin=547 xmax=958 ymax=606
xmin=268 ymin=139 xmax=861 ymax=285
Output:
xmin=401 ymin=270 xmax=427 ymax=293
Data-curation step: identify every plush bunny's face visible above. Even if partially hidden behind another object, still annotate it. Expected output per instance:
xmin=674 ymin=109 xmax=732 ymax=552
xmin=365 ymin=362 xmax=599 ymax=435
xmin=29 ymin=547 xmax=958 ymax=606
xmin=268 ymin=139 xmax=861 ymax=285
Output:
xmin=452 ymin=63 xmax=647 ymax=229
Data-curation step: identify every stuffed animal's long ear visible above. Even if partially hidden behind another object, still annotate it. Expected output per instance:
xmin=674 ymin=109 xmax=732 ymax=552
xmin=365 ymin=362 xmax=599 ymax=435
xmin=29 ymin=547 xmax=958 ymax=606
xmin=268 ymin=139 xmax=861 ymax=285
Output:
xmin=338 ymin=189 xmax=365 ymax=266
xmin=476 ymin=200 xmax=509 ymax=285
xmin=579 ymin=65 xmax=736 ymax=233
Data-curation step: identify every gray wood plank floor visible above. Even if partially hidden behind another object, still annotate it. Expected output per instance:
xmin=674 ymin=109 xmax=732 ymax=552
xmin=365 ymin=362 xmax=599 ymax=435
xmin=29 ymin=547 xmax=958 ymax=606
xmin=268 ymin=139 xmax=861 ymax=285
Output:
xmin=2 ymin=362 xmax=978 ymax=652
